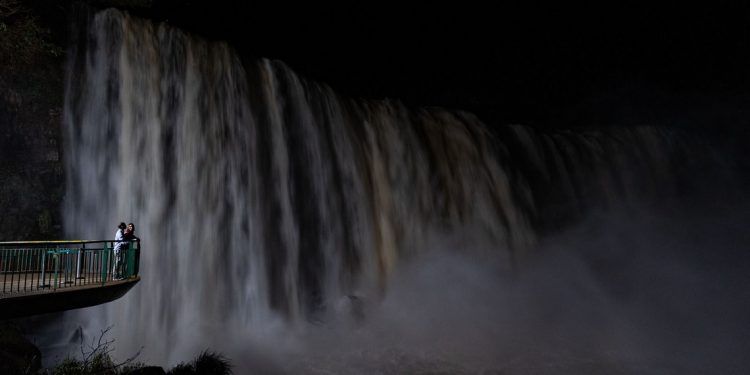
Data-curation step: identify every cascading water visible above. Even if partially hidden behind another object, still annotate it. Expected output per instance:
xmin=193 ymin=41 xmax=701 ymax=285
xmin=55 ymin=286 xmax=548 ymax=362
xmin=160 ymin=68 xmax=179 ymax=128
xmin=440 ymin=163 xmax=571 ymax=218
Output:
xmin=63 ymin=8 xmax=533 ymax=363
xmin=59 ymin=8 xmax=747 ymax=373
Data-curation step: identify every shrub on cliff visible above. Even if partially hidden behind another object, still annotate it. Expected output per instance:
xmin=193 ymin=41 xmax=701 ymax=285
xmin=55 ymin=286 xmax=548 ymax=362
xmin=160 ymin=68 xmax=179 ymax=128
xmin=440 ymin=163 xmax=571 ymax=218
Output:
xmin=48 ymin=327 xmax=232 ymax=375
xmin=166 ymin=350 xmax=233 ymax=375
xmin=46 ymin=325 xmax=146 ymax=374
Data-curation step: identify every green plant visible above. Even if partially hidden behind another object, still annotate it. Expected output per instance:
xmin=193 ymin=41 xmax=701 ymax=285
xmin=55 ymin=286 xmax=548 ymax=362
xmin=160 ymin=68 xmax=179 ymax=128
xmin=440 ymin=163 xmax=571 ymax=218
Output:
xmin=194 ymin=351 xmax=232 ymax=375
xmin=52 ymin=358 xmax=85 ymax=375
xmin=166 ymin=350 xmax=233 ymax=375
xmin=51 ymin=326 xmax=144 ymax=375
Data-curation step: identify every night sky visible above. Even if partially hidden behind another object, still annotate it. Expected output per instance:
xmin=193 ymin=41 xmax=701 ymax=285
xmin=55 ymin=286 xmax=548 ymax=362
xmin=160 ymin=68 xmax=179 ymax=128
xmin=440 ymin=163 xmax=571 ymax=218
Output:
xmin=141 ymin=2 xmax=750 ymax=130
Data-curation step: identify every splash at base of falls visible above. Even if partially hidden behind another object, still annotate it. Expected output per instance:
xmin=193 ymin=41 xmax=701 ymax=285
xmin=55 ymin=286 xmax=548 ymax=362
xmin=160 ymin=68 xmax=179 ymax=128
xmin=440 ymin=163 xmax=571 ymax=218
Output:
xmin=232 ymin=200 xmax=750 ymax=375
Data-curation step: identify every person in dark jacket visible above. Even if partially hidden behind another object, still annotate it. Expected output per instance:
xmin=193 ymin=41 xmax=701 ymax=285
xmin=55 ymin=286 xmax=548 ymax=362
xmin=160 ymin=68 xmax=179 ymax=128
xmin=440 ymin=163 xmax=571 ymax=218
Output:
xmin=123 ymin=223 xmax=140 ymax=276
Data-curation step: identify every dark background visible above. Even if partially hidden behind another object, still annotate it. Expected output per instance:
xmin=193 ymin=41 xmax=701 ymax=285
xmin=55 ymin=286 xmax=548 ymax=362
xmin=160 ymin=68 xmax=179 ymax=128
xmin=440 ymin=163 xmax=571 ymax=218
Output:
xmin=29 ymin=1 xmax=750 ymax=130
xmin=142 ymin=1 xmax=750 ymax=130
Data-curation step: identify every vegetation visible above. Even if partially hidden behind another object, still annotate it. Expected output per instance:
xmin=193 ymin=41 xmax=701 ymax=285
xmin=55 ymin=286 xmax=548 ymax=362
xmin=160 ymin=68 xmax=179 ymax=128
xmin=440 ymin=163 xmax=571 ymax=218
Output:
xmin=166 ymin=351 xmax=233 ymax=375
xmin=46 ymin=326 xmax=233 ymax=374
xmin=51 ymin=348 xmax=233 ymax=375
xmin=51 ymin=326 xmax=144 ymax=375
xmin=0 ymin=323 xmax=232 ymax=374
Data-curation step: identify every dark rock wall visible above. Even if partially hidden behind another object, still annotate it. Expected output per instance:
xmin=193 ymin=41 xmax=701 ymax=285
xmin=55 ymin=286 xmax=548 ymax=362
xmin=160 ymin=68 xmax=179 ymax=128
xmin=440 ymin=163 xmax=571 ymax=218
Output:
xmin=0 ymin=1 xmax=170 ymax=241
xmin=0 ymin=1 xmax=66 ymax=241
xmin=0 ymin=323 xmax=42 ymax=374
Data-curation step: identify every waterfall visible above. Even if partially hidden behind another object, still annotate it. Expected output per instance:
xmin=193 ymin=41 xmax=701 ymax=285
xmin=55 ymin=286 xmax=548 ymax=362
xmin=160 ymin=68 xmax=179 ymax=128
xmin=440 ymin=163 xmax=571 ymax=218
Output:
xmin=62 ymin=8 xmax=742 ymax=371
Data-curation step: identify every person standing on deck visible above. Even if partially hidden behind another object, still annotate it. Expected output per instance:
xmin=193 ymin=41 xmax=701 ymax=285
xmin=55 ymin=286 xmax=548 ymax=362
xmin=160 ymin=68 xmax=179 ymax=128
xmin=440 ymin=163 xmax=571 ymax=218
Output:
xmin=113 ymin=222 xmax=126 ymax=280
xmin=123 ymin=223 xmax=140 ymax=277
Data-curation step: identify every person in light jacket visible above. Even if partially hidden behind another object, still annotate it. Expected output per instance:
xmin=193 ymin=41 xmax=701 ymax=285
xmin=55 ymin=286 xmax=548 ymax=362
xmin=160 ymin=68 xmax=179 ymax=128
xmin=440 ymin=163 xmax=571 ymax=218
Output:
xmin=113 ymin=222 xmax=126 ymax=280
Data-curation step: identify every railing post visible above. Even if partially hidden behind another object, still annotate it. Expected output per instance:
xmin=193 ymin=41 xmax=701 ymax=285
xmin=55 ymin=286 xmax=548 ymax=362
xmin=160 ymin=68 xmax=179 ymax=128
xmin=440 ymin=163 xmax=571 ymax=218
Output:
xmin=10 ymin=249 xmax=16 ymax=292
xmin=63 ymin=248 xmax=73 ymax=286
xmin=23 ymin=249 xmax=29 ymax=292
xmin=52 ymin=250 xmax=59 ymax=290
xmin=76 ymin=243 xmax=85 ymax=279
xmin=39 ymin=249 xmax=48 ymax=288
xmin=135 ymin=239 xmax=140 ymax=276
xmin=125 ymin=242 xmax=133 ymax=278
xmin=2 ymin=250 xmax=7 ymax=293
xmin=101 ymin=242 xmax=109 ymax=285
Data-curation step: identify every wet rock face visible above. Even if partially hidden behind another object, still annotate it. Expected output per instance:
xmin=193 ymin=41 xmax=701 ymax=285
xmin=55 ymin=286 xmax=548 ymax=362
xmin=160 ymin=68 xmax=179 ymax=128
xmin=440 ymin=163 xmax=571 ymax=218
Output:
xmin=0 ymin=87 xmax=64 ymax=241
xmin=0 ymin=2 xmax=187 ymax=242
xmin=0 ymin=324 xmax=42 ymax=374
xmin=0 ymin=4 xmax=65 ymax=242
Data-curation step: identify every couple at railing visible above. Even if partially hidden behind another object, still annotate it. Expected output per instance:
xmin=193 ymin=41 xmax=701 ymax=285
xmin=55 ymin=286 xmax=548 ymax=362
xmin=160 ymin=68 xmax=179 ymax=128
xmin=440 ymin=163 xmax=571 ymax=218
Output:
xmin=113 ymin=222 xmax=139 ymax=280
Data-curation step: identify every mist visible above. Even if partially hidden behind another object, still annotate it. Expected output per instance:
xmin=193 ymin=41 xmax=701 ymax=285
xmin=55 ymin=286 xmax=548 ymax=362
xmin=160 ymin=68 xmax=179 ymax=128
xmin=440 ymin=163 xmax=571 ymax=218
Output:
xmin=180 ymin=197 xmax=749 ymax=374
xmin=31 ymin=196 xmax=750 ymax=374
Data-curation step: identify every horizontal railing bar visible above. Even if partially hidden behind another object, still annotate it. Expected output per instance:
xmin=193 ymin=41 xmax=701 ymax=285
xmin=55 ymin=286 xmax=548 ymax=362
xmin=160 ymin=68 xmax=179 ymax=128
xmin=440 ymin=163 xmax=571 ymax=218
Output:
xmin=0 ymin=249 xmax=110 ymax=253
xmin=0 ymin=240 xmax=138 ymax=246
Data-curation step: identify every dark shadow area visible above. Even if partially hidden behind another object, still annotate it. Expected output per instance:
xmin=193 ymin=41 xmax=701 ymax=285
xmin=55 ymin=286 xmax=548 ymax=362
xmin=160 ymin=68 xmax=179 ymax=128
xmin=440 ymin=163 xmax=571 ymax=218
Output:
xmin=0 ymin=277 xmax=140 ymax=320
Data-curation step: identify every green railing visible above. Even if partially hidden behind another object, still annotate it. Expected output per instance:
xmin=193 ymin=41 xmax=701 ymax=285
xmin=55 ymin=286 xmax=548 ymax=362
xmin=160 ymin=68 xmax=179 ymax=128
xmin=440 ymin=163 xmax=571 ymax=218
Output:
xmin=0 ymin=240 xmax=140 ymax=295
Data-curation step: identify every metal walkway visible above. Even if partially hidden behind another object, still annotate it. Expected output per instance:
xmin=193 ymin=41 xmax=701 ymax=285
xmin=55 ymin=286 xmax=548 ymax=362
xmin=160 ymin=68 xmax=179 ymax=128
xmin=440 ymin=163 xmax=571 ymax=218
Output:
xmin=0 ymin=240 xmax=141 ymax=319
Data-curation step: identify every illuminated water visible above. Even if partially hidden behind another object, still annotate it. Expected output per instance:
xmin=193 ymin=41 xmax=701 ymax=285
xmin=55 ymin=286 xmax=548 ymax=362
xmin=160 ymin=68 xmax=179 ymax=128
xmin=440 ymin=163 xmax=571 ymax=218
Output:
xmin=56 ymin=8 xmax=749 ymax=374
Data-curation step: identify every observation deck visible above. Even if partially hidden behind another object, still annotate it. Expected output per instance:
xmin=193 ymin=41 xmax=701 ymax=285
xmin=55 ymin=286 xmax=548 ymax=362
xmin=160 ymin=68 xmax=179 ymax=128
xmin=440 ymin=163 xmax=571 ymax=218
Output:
xmin=0 ymin=240 xmax=140 ymax=319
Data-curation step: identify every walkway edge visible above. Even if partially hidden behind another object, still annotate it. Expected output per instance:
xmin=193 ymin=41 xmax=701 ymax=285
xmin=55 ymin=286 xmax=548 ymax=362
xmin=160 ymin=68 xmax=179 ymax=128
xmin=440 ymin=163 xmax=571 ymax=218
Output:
xmin=0 ymin=277 xmax=140 ymax=320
